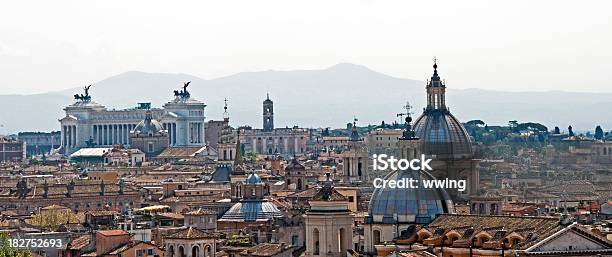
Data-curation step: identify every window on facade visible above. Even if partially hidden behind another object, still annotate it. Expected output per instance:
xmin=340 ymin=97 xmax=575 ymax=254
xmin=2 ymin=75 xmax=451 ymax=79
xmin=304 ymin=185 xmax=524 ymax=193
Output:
xmin=313 ymin=228 xmax=320 ymax=255
xmin=147 ymin=248 xmax=154 ymax=255
xmin=136 ymin=249 xmax=143 ymax=257
xmin=373 ymin=230 xmax=382 ymax=245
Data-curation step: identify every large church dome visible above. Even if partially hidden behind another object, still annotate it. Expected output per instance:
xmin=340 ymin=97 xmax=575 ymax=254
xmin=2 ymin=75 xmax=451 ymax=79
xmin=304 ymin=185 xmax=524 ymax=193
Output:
xmin=368 ymin=169 xmax=454 ymax=224
xmin=412 ymin=61 xmax=473 ymax=159
xmin=413 ymin=110 xmax=472 ymax=159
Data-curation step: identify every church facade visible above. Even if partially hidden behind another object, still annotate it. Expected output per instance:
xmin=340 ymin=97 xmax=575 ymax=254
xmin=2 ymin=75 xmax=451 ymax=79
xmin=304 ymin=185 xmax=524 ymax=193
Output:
xmin=58 ymin=83 xmax=206 ymax=155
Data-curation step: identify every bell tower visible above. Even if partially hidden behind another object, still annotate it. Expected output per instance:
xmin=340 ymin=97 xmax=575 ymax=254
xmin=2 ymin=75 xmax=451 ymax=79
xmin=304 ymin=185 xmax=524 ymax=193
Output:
xmin=343 ymin=118 xmax=368 ymax=182
xmin=263 ymin=93 xmax=274 ymax=132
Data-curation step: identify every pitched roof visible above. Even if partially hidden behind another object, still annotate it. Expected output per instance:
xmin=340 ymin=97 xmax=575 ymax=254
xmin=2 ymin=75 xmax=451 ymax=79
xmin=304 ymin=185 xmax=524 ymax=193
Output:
xmin=70 ymin=148 xmax=113 ymax=157
xmin=107 ymin=241 xmax=160 ymax=255
xmin=68 ymin=235 xmax=91 ymax=250
xmin=285 ymin=158 xmax=305 ymax=170
xmin=156 ymin=147 xmax=205 ymax=158
xmin=97 ymin=230 xmax=130 ymax=237
xmin=157 ymin=212 xmax=184 ymax=220
xmin=185 ymin=208 xmax=216 ymax=216
xmin=427 ymin=214 xmax=562 ymax=249
xmin=165 ymin=227 xmax=215 ymax=239
xmin=241 ymin=243 xmax=292 ymax=257
xmin=311 ymin=184 xmax=347 ymax=202
xmin=525 ymin=223 xmax=612 ymax=252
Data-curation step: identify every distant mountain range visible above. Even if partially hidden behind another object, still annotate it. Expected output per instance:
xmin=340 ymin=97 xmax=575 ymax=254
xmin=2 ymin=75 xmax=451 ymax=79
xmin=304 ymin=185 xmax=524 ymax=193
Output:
xmin=1 ymin=63 xmax=611 ymax=134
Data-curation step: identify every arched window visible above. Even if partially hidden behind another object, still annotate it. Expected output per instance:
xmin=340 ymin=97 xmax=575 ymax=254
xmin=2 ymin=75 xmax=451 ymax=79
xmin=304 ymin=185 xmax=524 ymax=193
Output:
xmin=338 ymin=228 xmax=346 ymax=253
xmin=178 ymin=245 xmax=185 ymax=257
xmin=204 ymin=245 xmax=211 ymax=257
xmin=168 ymin=245 xmax=175 ymax=257
xmin=313 ymin=228 xmax=320 ymax=255
xmin=192 ymin=245 xmax=200 ymax=257
xmin=373 ymin=230 xmax=381 ymax=245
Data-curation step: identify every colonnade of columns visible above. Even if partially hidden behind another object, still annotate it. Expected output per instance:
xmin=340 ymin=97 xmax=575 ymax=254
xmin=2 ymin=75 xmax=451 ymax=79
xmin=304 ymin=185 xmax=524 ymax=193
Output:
xmin=250 ymin=136 xmax=304 ymax=154
xmin=92 ymin=124 xmax=136 ymax=146
xmin=62 ymin=125 xmax=77 ymax=148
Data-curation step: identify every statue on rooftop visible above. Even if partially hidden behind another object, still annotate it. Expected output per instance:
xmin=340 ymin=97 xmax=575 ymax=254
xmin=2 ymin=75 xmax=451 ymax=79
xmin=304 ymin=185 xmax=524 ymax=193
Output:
xmin=74 ymin=85 xmax=93 ymax=102
xmin=173 ymin=81 xmax=191 ymax=99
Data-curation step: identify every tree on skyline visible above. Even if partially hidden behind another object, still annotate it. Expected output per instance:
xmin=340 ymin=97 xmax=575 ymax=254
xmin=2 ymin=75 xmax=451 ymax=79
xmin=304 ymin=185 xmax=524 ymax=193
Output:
xmin=595 ymin=125 xmax=604 ymax=140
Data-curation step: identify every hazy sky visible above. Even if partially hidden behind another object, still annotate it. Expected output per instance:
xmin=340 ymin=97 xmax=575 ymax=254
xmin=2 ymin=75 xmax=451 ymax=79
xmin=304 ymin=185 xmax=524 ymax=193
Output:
xmin=1 ymin=0 xmax=611 ymax=95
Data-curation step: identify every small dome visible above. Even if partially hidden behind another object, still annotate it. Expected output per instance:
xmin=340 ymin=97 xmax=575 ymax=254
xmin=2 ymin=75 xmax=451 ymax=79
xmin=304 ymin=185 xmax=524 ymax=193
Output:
xmin=368 ymin=169 xmax=454 ymax=224
xmin=133 ymin=111 xmax=165 ymax=136
xmin=413 ymin=109 xmax=473 ymax=159
xmin=246 ymin=172 xmax=262 ymax=185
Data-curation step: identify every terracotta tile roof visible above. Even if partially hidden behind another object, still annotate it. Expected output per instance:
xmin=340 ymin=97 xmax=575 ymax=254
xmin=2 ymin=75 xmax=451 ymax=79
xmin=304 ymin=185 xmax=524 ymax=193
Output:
xmin=185 ymin=208 xmax=216 ymax=216
xmin=426 ymin=214 xmax=563 ymax=250
xmin=86 ymin=210 xmax=117 ymax=216
xmin=97 ymin=229 xmax=130 ymax=237
xmin=165 ymin=227 xmax=215 ymax=239
xmin=286 ymin=187 xmax=318 ymax=199
xmin=241 ymin=243 xmax=292 ymax=257
xmin=68 ymin=235 xmax=91 ymax=250
xmin=156 ymin=147 xmax=205 ymax=158
xmin=157 ymin=212 xmax=185 ymax=220
xmin=59 ymin=223 xmax=87 ymax=232
xmin=107 ymin=241 xmax=159 ymax=255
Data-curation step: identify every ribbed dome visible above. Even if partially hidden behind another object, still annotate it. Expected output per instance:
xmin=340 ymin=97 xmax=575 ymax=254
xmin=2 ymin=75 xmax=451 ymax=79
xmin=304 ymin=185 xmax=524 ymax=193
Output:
xmin=133 ymin=119 xmax=164 ymax=135
xmin=413 ymin=109 xmax=473 ymax=159
xmin=133 ymin=111 xmax=165 ymax=136
xmin=368 ymin=169 xmax=454 ymax=224
xmin=220 ymin=200 xmax=283 ymax=222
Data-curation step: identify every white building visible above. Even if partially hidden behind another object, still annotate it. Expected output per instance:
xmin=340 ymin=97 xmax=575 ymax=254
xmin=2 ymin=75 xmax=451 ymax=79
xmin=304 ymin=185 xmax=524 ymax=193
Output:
xmin=240 ymin=94 xmax=310 ymax=157
xmin=59 ymin=83 xmax=206 ymax=155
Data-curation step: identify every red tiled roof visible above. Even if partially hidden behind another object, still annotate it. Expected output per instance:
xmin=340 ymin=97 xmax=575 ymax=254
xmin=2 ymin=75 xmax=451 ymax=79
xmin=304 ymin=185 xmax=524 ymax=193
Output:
xmin=69 ymin=235 xmax=91 ymax=250
xmin=97 ymin=230 xmax=129 ymax=237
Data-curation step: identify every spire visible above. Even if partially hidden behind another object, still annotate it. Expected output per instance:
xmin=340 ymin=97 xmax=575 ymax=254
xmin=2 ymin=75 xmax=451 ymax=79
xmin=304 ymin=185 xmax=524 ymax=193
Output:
xmin=223 ymin=98 xmax=229 ymax=121
xmin=400 ymin=102 xmax=417 ymax=140
xmin=234 ymin=130 xmax=243 ymax=168
xmin=349 ymin=117 xmax=361 ymax=141
xmin=429 ymin=56 xmax=443 ymax=86
xmin=432 ymin=56 xmax=438 ymax=75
